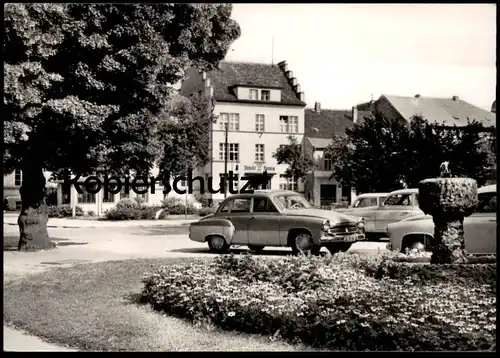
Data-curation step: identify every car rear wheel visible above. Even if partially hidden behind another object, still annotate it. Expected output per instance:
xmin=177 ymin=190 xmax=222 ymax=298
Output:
xmin=326 ymin=243 xmax=352 ymax=254
xmin=207 ymin=235 xmax=230 ymax=254
xmin=248 ymin=245 xmax=265 ymax=254
xmin=291 ymin=232 xmax=321 ymax=256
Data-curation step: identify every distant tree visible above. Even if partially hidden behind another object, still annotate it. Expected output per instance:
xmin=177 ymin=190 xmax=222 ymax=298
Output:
xmin=327 ymin=112 xmax=409 ymax=194
xmin=4 ymin=3 xmax=240 ymax=250
xmin=327 ymin=113 xmax=495 ymax=193
xmin=158 ymin=93 xmax=215 ymax=176
xmin=273 ymin=135 xmax=314 ymax=181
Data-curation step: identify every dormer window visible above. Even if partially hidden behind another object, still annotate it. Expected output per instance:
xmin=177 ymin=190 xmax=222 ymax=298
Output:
xmin=261 ymin=90 xmax=270 ymax=101
xmin=249 ymin=89 xmax=258 ymax=100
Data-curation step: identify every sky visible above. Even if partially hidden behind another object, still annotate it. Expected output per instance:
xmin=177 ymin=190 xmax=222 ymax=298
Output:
xmin=222 ymin=4 xmax=496 ymax=111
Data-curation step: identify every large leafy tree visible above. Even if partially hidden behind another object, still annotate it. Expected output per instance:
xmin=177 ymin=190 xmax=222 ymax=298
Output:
xmin=327 ymin=112 xmax=409 ymax=194
xmin=158 ymin=92 xmax=215 ymax=176
xmin=327 ymin=113 xmax=495 ymax=194
xmin=4 ymin=3 xmax=240 ymax=250
xmin=273 ymin=135 xmax=314 ymax=182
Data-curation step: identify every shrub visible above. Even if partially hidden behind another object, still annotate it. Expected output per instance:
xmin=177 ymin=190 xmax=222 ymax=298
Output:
xmin=198 ymin=207 xmax=216 ymax=217
xmin=370 ymin=259 xmax=497 ymax=286
xmin=142 ymin=253 xmax=496 ymax=351
xmin=116 ymin=198 xmax=138 ymax=209
xmin=161 ymin=197 xmax=199 ymax=215
xmin=104 ymin=205 xmax=160 ymax=220
xmin=47 ymin=204 xmax=84 ymax=218
xmin=87 ymin=210 xmax=96 ymax=217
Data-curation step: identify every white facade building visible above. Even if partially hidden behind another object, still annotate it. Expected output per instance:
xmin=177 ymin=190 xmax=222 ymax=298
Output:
xmin=180 ymin=60 xmax=307 ymax=203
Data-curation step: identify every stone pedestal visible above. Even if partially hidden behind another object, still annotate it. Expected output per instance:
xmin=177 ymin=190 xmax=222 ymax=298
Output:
xmin=418 ymin=177 xmax=478 ymax=264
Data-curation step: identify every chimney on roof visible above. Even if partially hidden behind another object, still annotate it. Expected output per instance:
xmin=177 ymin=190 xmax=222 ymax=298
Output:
xmin=314 ymin=102 xmax=321 ymax=113
xmin=294 ymin=84 xmax=300 ymax=94
xmin=452 ymin=96 xmax=459 ymax=101
xmin=277 ymin=60 xmax=288 ymax=72
xmin=290 ymin=77 xmax=297 ymax=86
xmin=299 ymin=92 xmax=305 ymax=102
xmin=415 ymin=94 xmax=421 ymax=98
xmin=285 ymin=70 xmax=293 ymax=79
xmin=352 ymin=106 xmax=358 ymax=123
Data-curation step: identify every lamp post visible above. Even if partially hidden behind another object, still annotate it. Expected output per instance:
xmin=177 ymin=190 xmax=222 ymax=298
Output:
xmin=224 ymin=123 xmax=229 ymax=198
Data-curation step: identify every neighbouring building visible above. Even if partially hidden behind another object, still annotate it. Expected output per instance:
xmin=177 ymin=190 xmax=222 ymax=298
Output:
xmin=302 ymin=102 xmax=371 ymax=207
xmin=358 ymin=94 xmax=496 ymax=129
xmin=358 ymin=94 xmax=497 ymax=185
xmin=180 ymin=60 xmax=307 ymax=203
xmin=3 ymin=170 xmax=54 ymax=210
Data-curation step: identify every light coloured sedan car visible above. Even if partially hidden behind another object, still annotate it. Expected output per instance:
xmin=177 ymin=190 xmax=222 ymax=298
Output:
xmin=337 ymin=188 xmax=423 ymax=240
xmin=189 ymin=190 xmax=366 ymax=255
xmin=337 ymin=193 xmax=388 ymax=211
xmin=386 ymin=185 xmax=497 ymax=254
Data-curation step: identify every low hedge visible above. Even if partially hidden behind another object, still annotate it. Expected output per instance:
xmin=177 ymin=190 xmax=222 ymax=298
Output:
xmin=105 ymin=204 xmax=160 ymax=220
xmin=47 ymin=204 xmax=84 ymax=218
xmin=142 ymin=253 xmax=496 ymax=351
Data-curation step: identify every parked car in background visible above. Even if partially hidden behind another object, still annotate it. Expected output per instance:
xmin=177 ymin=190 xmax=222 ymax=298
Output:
xmin=338 ymin=193 xmax=388 ymax=211
xmin=386 ymin=184 xmax=497 ymax=254
xmin=189 ymin=190 xmax=366 ymax=255
xmin=337 ymin=188 xmax=423 ymax=240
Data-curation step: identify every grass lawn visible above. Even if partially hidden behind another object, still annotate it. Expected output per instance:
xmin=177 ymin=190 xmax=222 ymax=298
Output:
xmin=3 ymin=258 xmax=316 ymax=352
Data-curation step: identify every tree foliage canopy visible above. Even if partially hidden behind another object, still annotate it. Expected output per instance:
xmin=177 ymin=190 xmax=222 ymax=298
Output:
xmin=273 ymin=135 xmax=314 ymax=181
xmin=4 ymin=3 xmax=240 ymax=176
xmin=326 ymin=113 xmax=496 ymax=194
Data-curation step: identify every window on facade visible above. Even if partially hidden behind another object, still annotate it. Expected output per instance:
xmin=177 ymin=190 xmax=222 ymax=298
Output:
xmin=261 ymin=90 xmax=270 ymax=101
xmin=255 ymin=114 xmax=265 ymax=132
xmin=219 ymin=173 xmax=239 ymax=191
xmin=14 ymin=169 xmax=22 ymax=186
xmin=219 ymin=113 xmax=240 ymax=131
xmin=279 ymin=174 xmax=298 ymax=191
xmin=249 ymin=89 xmax=258 ymax=100
xmin=219 ymin=143 xmax=239 ymax=162
xmin=103 ymin=183 xmax=118 ymax=203
xmin=255 ymin=144 xmax=265 ymax=162
xmin=77 ymin=183 xmax=97 ymax=204
xmin=323 ymin=158 xmax=332 ymax=171
xmin=279 ymin=116 xmax=299 ymax=133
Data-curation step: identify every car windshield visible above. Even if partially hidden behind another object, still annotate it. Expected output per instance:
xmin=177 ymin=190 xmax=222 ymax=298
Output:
xmin=274 ymin=194 xmax=311 ymax=210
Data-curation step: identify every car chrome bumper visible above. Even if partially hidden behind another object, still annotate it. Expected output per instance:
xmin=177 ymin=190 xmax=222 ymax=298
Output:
xmin=320 ymin=233 xmax=365 ymax=243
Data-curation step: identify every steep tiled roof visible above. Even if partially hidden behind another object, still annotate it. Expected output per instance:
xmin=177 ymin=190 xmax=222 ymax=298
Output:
xmin=305 ymin=108 xmax=372 ymax=139
xmin=383 ymin=95 xmax=496 ymax=128
xmin=208 ymin=61 xmax=306 ymax=106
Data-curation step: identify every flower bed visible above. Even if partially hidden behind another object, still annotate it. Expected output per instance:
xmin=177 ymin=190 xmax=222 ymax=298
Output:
xmin=141 ymin=252 xmax=496 ymax=351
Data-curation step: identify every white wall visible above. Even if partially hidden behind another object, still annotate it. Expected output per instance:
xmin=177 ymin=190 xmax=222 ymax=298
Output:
xmin=209 ymin=102 xmax=305 ymax=200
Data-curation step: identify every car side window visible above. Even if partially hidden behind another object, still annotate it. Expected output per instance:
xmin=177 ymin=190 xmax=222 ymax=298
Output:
xmin=219 ymin=201 xmax=230 ymax=213
xmin=355 ymin=198 xmax=369 ymax=208
xmin=370 ymin=198 xmax=378 ymax=206
xmin=253 ymin=197 xmax=278 ymax=213
xmin=477 ymin=194 xmax=497 ymax=213
xmin=230 ymin=198 xmax=251 ymax=213
xmin=384 ymin=194 xmax=412 ymax=206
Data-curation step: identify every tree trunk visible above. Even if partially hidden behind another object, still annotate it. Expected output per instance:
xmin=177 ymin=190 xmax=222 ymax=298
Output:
xmin=17 ymin=165 xmax=54 ymax=251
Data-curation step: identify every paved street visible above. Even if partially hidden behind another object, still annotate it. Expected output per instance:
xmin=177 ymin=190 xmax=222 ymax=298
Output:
xmin=4 ymin=221 xmax=387 ymax=351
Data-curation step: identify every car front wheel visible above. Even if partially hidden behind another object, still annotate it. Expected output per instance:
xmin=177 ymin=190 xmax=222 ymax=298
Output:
xmin=291 ymin=232 xmax=321 ymax=256
xmin=207 ymin=235 xmax=230 ymax=254
xmin=248 ymin=245 xmax=265 ymax=254
xmin=326 ymin=243 xmax=352 ymax=254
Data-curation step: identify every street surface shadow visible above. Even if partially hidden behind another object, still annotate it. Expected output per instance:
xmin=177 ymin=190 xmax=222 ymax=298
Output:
xmin=169 ymin=247 xmax=298 ymax=256
xmin=3 ymin=236 xmax=71 ymax=251
xmin=131 ymin=226 xmax=189 ymax=236
xmin=56 ymin=241 xmax=88 ymax=247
